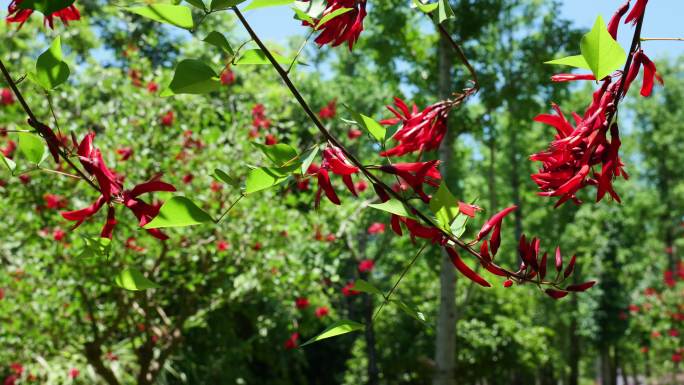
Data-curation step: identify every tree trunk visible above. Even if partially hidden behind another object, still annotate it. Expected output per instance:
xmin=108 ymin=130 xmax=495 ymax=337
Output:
xmin=364 ymin=293 xmax=379 ymax=385
xmin=433 ymin=19 xmax=456 ymax=385
xmin=569 ymin=293 xmax=580 ymax=385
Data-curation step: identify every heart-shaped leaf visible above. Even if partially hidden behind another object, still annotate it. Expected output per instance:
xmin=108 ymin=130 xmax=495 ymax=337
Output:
xmin=162 ymin=59 xmax=221 ymax=96
xmin=144 ymin=196 xmax=214 ymax=228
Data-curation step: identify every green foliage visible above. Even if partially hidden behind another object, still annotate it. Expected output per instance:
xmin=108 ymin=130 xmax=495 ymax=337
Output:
xmin=33 ymin=37 xmax=70 ymax=90
xmin=126 ymin=4 xmax=195 ymax=29
xmin=145 ymin=197 xmax=215 ymax=228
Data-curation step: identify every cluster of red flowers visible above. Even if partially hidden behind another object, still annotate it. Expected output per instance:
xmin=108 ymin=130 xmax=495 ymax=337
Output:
xmin=60 ymin=133 xmax=176 ymax=240
xmin=6 ymin=0 xmax=80 ymax=29
xmin=249 ymin=104 xmax=277 ymax=144
xmin=303 ymin=0 xmax=367 ymax=50
xmin=531 ymin=0 xmax=661 ymax=206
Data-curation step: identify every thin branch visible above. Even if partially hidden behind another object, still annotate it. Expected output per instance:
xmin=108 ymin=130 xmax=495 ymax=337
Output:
xmin=0 ymin=59 xmax=101 ymax=192
xmin=372 ymin=243 xmax=428 ymax=322
xmin=641 ymin=37 xmax=684 ymax=41
xmin=287 ymin=30 xmax=315 ymax=74
xmin=216 ymin=194 xmax=244 ymax=224
xmin=230 ymin=7 xmax=537 ymax=282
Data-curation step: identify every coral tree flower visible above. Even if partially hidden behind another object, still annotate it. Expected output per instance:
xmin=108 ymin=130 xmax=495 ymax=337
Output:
xmin=7 ymin=0 xmax=80 ymax=29
xmin=312 ymin=146 xmax=359 ymax=206
xmin=284 ymin=332 xmax=299 ymax=350
xmin=319 ymin=99 xmax=337 ymax=119
xmin=61 ymin=133 xmax=176 ymax=240
xmin=367 ymin=222 xmax=385 ymax=235
xmin=309 ymin=0 xmax=367 ymax=50
xmin=315 ymin=306 xmax=329 ymax=318
xmin=380 ymin=97 xmax=452 ymax=157
xmin=358 ymin=259 xmax=374 ymax=273
xmin=1 ymin=88 xmax=15 ymax=106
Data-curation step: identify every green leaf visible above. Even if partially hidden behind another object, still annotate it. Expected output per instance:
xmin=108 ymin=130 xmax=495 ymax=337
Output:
xmin=161 ymin=59 xmax=221 ymax=97
xmin=18 ymin=0 xmax=75 ymax=15
xmin=391 ymin=300 xmax=427 ymax=323
xmin=244 ymin=0 xmax=294 ymax=11
xmin=144 ymin=196 xmax=214 ymax=229
xmin=244 ymin=165 xmax=297 ymax=194
xmin=291 ymin=6 xmax=314 ymax=24
xmin=252 ymin=143 xmax=299 ymax=167
xmin=1 ymin=155 xmax=16 ymax=173
xmin=115 ymin=268 xmax=161 ymax=291
xmin=292 ymin=0 xmax=326 ymax=20
xmin=351 ymin=279 xmax=384 ymax=297
xmin=34 ymin=37 xmax=70 ymax=90
xmin=17 ymin=132 xmax=46 ymax=165
xmin=450 ymin=211 xmax=469 ymax=238
xmin=210 ymin=0 xmax=246 ymax=11
xmin=300 ymin=146 xmax=319 ymax=175
xmin=185 ymin=0 xmax=207 ymax=11
xmin=234 ymin=49 xmax=294 ymax=65
xmin=126 ymin=4 xmax=194 ymax=29
xmin=203 ymin=31 xmax=235 ymax=55
xmin=344 ymin=105 xmax=386 ymax=142
xmin=315 ymin=7 xmax=352 ymax=30
xmin=368 ymin=199 xmax=415 ymax=219
xmin=429 ymin=182 xmax=459 ymax=232
xmin=78 ymin=236 xmax=112 ymax=260
xmin=213 ymin=169 xmax=240 ymax=187
xmin=544 ymin=54 xmax=590 ymax=70
xmin=412 ymin=0 xmax=438 ymax=13
xmin=580 ymin=15 xmax=626 ymax=80
xmin=300 ymin=320 xmax=364 ymax=347
xmin=434 ymin=0 xmax=455 ymax=24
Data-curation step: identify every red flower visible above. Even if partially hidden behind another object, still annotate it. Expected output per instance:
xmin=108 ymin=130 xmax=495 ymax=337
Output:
xmin=640 ymin=346 xmax=649 ymax=354
xmin=68 ymin=368 xmax=79 ymax=379
xmin=61 ymin=133 xmax=176 ymax=240
xmin=355 ymin=180 xmax=368 ymax=192
xmin=341 ymin=281 xmax=360 ymax=297
xmin=53 ymin=228 xmax=65 ymax=241
xmin=211 ymin=181 xmax=223 ymax=192
xmin=2 ymin=140 xmax=16 ymax=157
xmin=217 ymin=240 xmax=230 ymax=251
xmin=129 ymin=69 xmax=142 ymax=87
xmin=319 ymin=99 xmax=337 ymax=119
xmin=367 ymin=222 xmax=385 ymax=235
xmin=644 ymin=287 xmax=657 ymax=296
xmin=7 ymin=0 xmax=80 ymax=29
xmin=0 ymin=288 xmax=4 ymax=300
xmin=252 ymin=104 xmax=271 ymax=129
xmin=348 ymin=129 xmax=362 ymax=140
xmin=550 ymin=73 xmax=596 ymax=82
xmin=669 ymin=329 xmax=679 ymax=337
xmin=220 ymin=69 xmax=236 ymax=85
xmin=4 ymin=375 xmax=17 ymax=385
xmin=503 ymin=280 xmax=513 ymax=288
xmin=629 ymin=304 xmax=639 ymax=312
xmin=308 ymin=1 xmax=367 ymax=50
xmin=106 ymin=352 xmax=118 ymax=361
xmin=379 ymin=161 xmax=441 ymax=203
xmin=295 ymin=297 xmax=310 ymax=309
xmin=18 ymin=174 xmax=30 ymax=184
xmin=146 ymin=82 xmax=159 ymax=93
xmin=651 ymin=330 xmax=661 ymax=338
xmin=284 ymin=332 xmax=299 ymax=350
xmin=182 ymin=174 xmax=194 ymax=184
xmin=125 ymin=237 xmax=145 ymax=252
xmin=624 ymin=0 xmax=648 ymax=25
xmin=315 ymin=306 xmax=329 ymax=318
xmin=358 ymin=259 xmax=375 ymax=273
xmin=252 ymin=242 xmax=262 ymax=251
xmin=380 ymin=97 xmax=452 ymax=157
xmin=116 ymin=147 xmax=133 ymax=161
xmin=9 ymin=363 xmax=23 ymax=376
xmin=664 ymin=270 xmax=676 ymax=287
xmin=673 ymin=353 xmax=682 ymax=363
xmin=160 ymin=111 xmax=175 ymax=127
xmin=314 ymin=146 xmax=359 ymax=206
xmin=44 ymin=193 xmax=66 ymax=209
xmin=458 ymin=201 xmax=482 ymax=218
xmin=265 ymin=134 xmax=278 ymax=145
xmin=1 ymin=88 xmax=14 ymax=106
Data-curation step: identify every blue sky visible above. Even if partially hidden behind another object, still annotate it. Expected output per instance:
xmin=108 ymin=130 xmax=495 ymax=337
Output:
xmin=243 ymin=0 xmax=684 ymax=59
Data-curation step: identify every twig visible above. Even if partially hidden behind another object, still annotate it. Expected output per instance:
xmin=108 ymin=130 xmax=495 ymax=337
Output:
xmin=641 ymin=37 xmax=684 ymax=41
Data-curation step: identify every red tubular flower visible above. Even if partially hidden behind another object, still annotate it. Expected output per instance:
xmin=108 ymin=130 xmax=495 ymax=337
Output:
xmin=116 ymin=147 xmax=133 ymax=161
xmin=295 ymin=297 xmax=310 ymax=309
xmin=608 ymin=1 xmax=631 ymax=39
xmin=309 ymin=0 xmax=367 ymax=50
xmin=314 ymin=146 xmax=359 ymax=206
xmin=319 ymin=99 xmax=337 ymax=119
xmin=220 ymin=69 xmax=235 ymax=85
xmin=639 ymin=53 xmax=663 ymax=97
xmin=367 ymin=222 xmax=385 ymax=235
xmin=1 ymin=88 xmax=14 ymax=105
xmin=545 ymin=289 xmax=569 ymax=300
xmin=284 ymin=332 xmax=299 ymax=350
xmin=380 ymin=97 xmax=451 ymax=157
xmin=379 ymin=160 xmax=441 ymax=202
xmin=445 ymin=246 xmax=491 ymax=287
xmin=341 ymin=281 xmax=360 ymax=296
xmin=358 ymin=259 xmax=374 ymax=273
xmin=347 ymin=129 xmax=362 ymax=140
xmin=477 ymin=205 xmax=517 ymax=241
xmin=551 ymin=73 xmax=596 ymax=82
xmin=458 ymin=201 xmax=482 ymax=218
xmin=44 ymin=193 xmax=66 ymax=209
xmin=160 ymin=111 xmax=175 ymax=127
xmin=624 ymin=0 xmax=648 ymax=25
xmin=315 ymin=306 xmax=329 ymax=318
xmin=146 ymin=82 xmax=159 ymax=93
xmin=7 ymin=0 xmax=80 ymax=29
xmin=61 ymin=134 xmax=176 ymax=240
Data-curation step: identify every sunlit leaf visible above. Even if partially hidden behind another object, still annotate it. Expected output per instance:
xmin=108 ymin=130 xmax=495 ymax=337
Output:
xmin=244 ymin=0 xmax=294 ymax=11
xmin=144 ymin=197 xmax=214 ymax=228
xmin=126 ymin=4 xmax=194 ymax=29
xmin=34 ymin=37 xmax=70 ymax=90
xmin=369 ymin=199 xmax=415 ymax=219
xmin=300 ymin=320 xmax=364 ymax=347
xmin=115 ymin=268 xmax=160 ymax=291
xmin=161 ymin=59 xmax=221 ymax=96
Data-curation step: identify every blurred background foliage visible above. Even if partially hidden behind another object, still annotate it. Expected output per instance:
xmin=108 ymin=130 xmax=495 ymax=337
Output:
xmin=0 ymin=0 xmax=682 ymax=384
